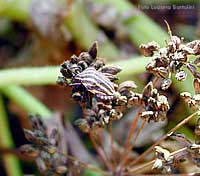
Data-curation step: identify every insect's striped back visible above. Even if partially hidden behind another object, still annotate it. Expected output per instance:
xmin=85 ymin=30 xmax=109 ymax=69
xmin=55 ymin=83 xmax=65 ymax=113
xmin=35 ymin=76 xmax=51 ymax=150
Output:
xmin=74 ymin=67 xmax=115 ymax=98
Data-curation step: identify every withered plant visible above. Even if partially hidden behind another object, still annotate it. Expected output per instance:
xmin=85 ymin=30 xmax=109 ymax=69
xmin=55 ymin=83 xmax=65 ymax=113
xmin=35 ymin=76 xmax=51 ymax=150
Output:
xmin=21 ymin=23 xmax=200 ymax=175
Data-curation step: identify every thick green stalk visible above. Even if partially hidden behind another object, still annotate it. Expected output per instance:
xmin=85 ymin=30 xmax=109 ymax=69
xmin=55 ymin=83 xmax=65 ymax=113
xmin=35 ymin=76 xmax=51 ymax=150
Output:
xmin=0 ymin=86 xmax=52 ymax=117
xmin=0 ymin=56 xmax=148 ymax=86
xmin=0 ymin=95 xmax=23 ymax=176
xmin=0 ymin=0 xmax=30 ymax=22
xmin=0 ymin=67 xmax=59 ymax=86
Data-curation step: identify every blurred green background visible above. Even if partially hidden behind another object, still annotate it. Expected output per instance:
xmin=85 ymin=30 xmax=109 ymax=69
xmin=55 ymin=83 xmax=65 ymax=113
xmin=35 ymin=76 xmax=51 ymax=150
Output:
xmin=0 ymin=0 xmax=199 ymax=175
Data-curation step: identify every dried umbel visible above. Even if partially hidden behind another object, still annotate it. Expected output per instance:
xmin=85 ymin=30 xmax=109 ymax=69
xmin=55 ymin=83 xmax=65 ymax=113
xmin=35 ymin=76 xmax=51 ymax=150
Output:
xmin=20 ymin=115 xmax=68 ymax=175
xmin=153 ymin=146 xmax=174 ymax=173
xmin=139 ymin=82 xmax=169 ymax=122
xmin=140 ymin=21 xmax=200 ymax=90
xmin=153 ymin=132 xmax=200 ymax=173
xmin=57 ymin=42 xmax=139 ymax=132
xmin=181 ymin=92 xmax=200 ymax=111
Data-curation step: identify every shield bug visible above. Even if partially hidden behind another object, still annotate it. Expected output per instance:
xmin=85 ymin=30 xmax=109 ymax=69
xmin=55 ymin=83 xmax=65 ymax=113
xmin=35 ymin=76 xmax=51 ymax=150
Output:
xmin=71 ymin=67 xmax=116 ymax=101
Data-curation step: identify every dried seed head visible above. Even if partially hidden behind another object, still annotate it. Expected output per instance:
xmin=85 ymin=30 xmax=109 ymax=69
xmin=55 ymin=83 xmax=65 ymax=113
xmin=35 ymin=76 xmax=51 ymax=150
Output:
xmin=140 ymin=111 xmax=154 ymax=121
xmin=157 ymin=95 xmax=169 ymax=111
xmin=140 ymin=41 xmax=160 ymax=57
xmin=127 ymin=93 xmax=142 ymax=107
xmin=93 ymin=58 xmax=105 ymax=70
xmin=78 ymin=52 xmax=93 ymax=66
xmin=70 ymin=55 xmax=79 ymax=64
xmin=180 ymin=92 xmax=192 ymax=102
xmin=187 ymin=143 xmax=200 ymax=166
xmin=175 ymin=70 xmax=187 ymax=81
xmin=154 ymin=146 xmax=173 ymax=162
xmin=186 ymin=40 xmax=200 ymax=55
xmin=72 ymin=92 xmax=82 ymax=102
xmin=153 ymin=145 xmax=174 ymax=173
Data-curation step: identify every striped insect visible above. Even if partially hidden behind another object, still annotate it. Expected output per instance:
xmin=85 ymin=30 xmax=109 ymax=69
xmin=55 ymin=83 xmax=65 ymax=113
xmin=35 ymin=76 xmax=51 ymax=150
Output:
xmin=71 ymin=67 xmax=116 ymax=101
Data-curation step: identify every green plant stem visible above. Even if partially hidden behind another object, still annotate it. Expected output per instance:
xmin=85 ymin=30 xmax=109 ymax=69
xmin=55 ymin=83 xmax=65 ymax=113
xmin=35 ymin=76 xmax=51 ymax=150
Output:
xmin=0 ymin=0 xmax=30 ymax=22
xmin=0 ymin=56 xmax=148 ymax=86
xmin=93 ymin=0 xmax=169 ymax=47
xmin=0 ymin=95 xmax=23 ymax=176
xmin=0 ymin=86 xmax=52 ymax=117
xmin=0 ymin=67 xmax=59 ymax=86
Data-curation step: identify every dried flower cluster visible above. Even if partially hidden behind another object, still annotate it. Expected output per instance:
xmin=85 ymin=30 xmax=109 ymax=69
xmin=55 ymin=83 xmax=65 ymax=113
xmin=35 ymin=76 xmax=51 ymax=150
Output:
xmin=138 ymin=81 xmax=169 ymax=122
xmin=19 ymin=22 xmax=200 ymax=175
xmin=57 ymin=42 xmax=170 ymax=133
xmin=20 ymin=115 xmax=68 ymax=175
xmin=153 ymin=131 xmax=200 ymax=173
xmin=140 ymin=22 xmax=200 ymax=90
xmin=57 ymin=42 xmax=141 ymax=132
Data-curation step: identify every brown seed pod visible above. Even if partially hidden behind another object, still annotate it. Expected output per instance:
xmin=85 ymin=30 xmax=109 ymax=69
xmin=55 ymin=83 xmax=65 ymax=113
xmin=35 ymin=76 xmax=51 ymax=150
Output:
xmin=88 ymin=41 xmax=98 ymax=59
xmin=100 ymin=65 xmax=122 ymax=75
xmin=118 ymin=80 xmax=137 ymax=93
xmin=20 ymin=144 xmax=40 ymax=157
xmin=175 ymin=70 xmax=187 ymax=81
xmin=180 ymin=92 xmax=192 ymax=102
xmin=139 ymin=41 xmax=160 ymax=57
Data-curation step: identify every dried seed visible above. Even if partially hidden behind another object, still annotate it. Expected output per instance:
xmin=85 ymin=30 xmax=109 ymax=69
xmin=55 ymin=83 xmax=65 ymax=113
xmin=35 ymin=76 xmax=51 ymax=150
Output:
xmin=20 ymin=144 xmax=40 ymax=157
xmin=193 ymin=94 xmax=200 ymax=104
xmin=100 ymin=65 xmax=121 ymax=75
xmin=180 ymin=92 xmax=192 ymax=102
xmin=140 ymin=41 xmax=160 ymax=57
xmin=70 ymin=54 xmax=79 ymax=64
xmin=142 ymin=82 xmax=153 ymax=100
xmin=72 ymin=92 xmax=82 ymax=102
xmin=88 ymin=41 xmax=98 ymax=59
xmin=140 ymin=111 xmax=154 ymax=121
xmin=118 ymin=80 xmax=137 ymax=93
xmin=161 ymin=78 xmax=172 ymax=90
xmin=188 ymin=99 xmax=198 ymax=110
xmin=175 ymin=70 xmax=187 ymax=81
xmin=153 ymin=67 xmax=169 ymax=78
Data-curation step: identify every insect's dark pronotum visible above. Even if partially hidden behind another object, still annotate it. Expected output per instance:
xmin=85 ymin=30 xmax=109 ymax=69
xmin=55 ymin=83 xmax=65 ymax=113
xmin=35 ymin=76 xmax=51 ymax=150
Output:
xmin=71 ymin=67 xmax=116 ymax=101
